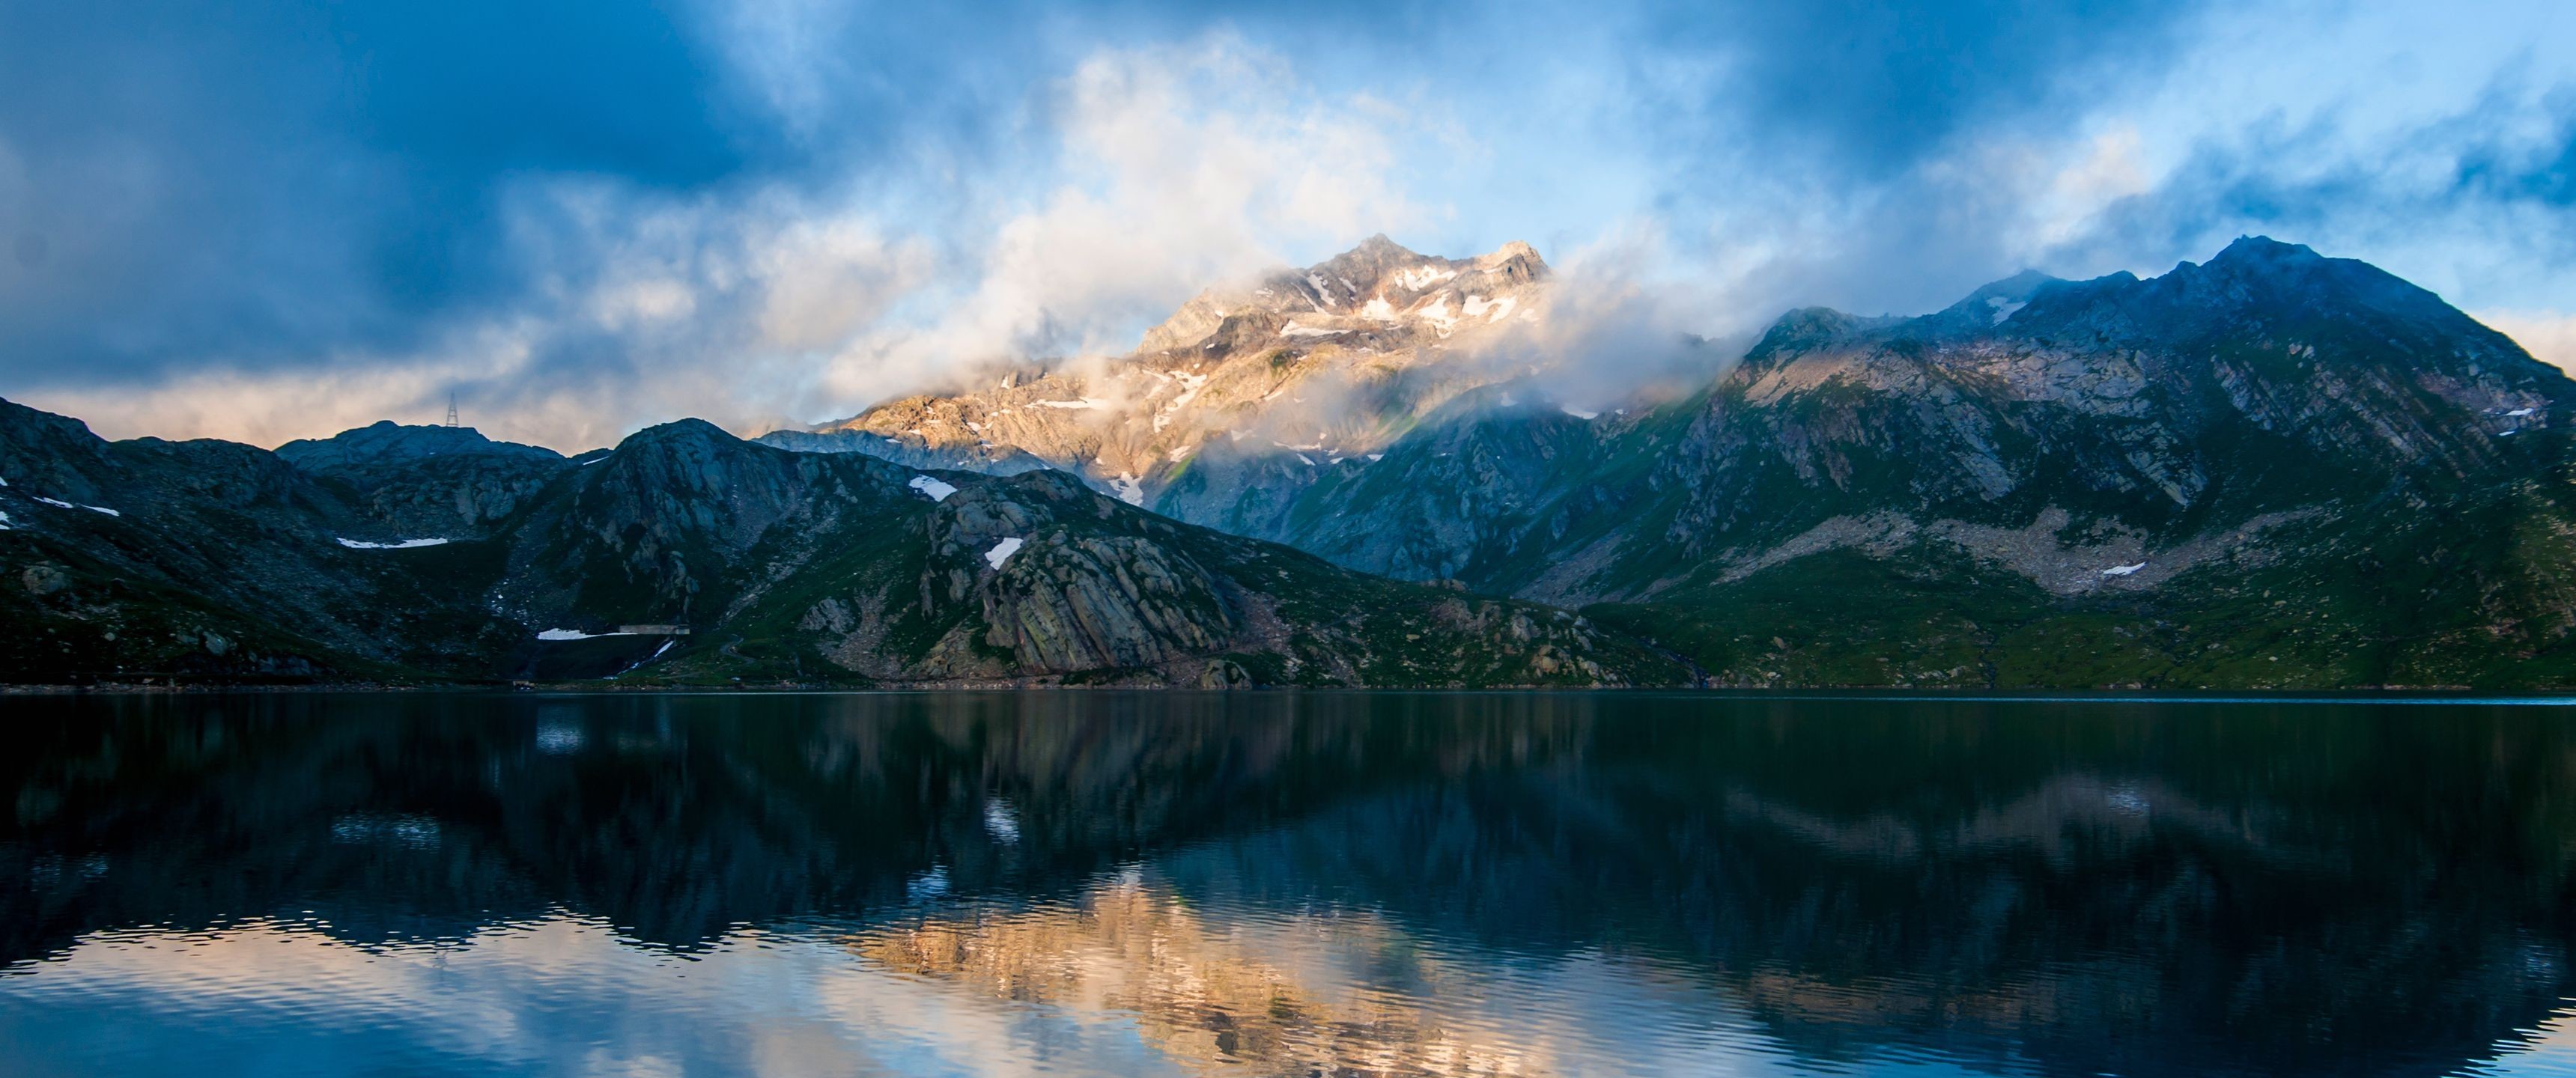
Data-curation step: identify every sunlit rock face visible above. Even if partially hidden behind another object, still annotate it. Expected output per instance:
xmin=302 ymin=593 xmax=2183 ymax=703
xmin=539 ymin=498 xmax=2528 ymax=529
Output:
xmin=772 ymin=235 xmax=1555 ymax=520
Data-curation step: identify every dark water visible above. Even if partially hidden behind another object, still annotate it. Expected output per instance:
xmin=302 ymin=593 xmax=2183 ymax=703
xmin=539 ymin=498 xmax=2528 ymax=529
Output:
xmin=6 ymin=692 xmax=2576 ymax=1077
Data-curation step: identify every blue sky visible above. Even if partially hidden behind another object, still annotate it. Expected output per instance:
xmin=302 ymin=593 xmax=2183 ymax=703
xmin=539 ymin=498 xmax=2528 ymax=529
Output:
xmin=2 ymin=0 xmax=2572 ymax=449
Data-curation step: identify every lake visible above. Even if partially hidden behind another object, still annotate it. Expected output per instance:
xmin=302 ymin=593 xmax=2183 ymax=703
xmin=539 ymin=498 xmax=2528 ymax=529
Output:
xmin=5 ymin=691 xmax=2576 ymax=1076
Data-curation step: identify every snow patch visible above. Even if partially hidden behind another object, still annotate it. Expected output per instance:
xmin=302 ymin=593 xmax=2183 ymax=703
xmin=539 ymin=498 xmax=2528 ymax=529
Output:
xmin=1281 ymin=323 xmax=1344 ymax=338
xmin=1360 ymin=297 xmax=1397 ymax=320
xmin=1154 ymin=374 xmax=1208 ymax=429
xmin=1462 ymin=294 xmax=1518 ymax=323
xmin=1111 ymin=472 xmax=1144 ymax=506
xmin=1985 ymin=296 xmax=2027 ymax=325
xmin=1392 ymin=265 xmax=1457 ymax=290
xmin=1560 ymin=405 xmax=1600 ymax=420
xmin=907 ymin=475 xmax=958 ymax=502
xmin=2100 ymin=562 xmax=2147 ymax=577
xmin=1366 ymin=453 xmax=1385 ymax=463
xmin=984 ymin=537 xmax=1024 ymax=569
xmin=22 ymin=496 xmax=121 ymax=517
xmin=1415 ymin=296 xmax=1458 ymax=335
xmin=537 ymin=627 xmax=631 ymax=641
xmin=2507 ymin=407 xmax=2536 ymax=417
xmin=1032 ymin=398 xmax=1109 ymax=410
xmin=337 ymin=537 xmax=449 ymax=549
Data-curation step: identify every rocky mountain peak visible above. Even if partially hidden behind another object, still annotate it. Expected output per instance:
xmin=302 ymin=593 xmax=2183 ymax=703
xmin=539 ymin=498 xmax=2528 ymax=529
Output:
xmin=798 ymin=234 xmax=1565 ymax=523
xmin=276 ymin=419 xmax=561 ymax=470
xmin=616 ymin=417 xmax=735 ymax=450
xmin=2207 ymin=234 xmax=2324 ymax=270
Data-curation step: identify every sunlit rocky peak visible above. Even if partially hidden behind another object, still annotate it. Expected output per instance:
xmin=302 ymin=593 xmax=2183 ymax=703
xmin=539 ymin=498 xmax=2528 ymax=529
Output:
xmin=780 ymin=236 xmax=1558 ymax=509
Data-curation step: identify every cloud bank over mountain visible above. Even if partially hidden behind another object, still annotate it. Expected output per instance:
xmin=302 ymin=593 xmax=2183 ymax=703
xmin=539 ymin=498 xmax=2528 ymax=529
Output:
xmin=1 ymin=0 xmax=2570 ymax=450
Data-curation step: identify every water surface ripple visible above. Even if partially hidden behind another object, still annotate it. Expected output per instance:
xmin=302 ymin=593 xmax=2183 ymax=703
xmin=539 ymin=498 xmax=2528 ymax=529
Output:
xmin=4 ymin=691 xmax=2576 ymax=1077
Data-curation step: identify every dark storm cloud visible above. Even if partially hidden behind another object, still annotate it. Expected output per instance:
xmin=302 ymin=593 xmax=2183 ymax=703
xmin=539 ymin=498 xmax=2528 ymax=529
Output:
xmin=1651 ymin=0 xmax=2202 ymax=177
xmin=2059 ymin=80 xmax=2576 ymax=296
xmin=0 ymin=1 xmax=768 ymax=381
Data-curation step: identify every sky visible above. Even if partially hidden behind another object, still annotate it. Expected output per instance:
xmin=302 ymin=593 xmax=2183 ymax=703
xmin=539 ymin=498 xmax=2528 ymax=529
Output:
xmin=1 ymin=0 xmax=2572 ymax=451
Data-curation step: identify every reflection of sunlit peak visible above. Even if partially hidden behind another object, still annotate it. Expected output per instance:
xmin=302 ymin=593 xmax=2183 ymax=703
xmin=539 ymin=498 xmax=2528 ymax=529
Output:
xmin=849 ymin=874 xmax=1546 ymax=1076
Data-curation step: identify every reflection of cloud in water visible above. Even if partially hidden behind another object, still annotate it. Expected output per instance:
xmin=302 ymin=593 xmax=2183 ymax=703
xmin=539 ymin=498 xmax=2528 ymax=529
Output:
xmin=4 ymin=902 xmax=1804 ymax=1077
xmin=329 ymin=813 xmax=443 ymax=850
xmin=0 ymin=917 xmax=1191 ymax=1078
xmin=2462 ymin=1006 xmax=2576 ymax=1077
xmin=982 ymin=799 xmax=1021 ymax=844
xmin=534 ymin=721 xmax=584 ymax=755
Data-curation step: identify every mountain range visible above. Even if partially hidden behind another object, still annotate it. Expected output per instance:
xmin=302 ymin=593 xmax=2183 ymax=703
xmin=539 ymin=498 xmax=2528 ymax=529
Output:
xmin=4 ymin=234 xmax=2571 ymax=688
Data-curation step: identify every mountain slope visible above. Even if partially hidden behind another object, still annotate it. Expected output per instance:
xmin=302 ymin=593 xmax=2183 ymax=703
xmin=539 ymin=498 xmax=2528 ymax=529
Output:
xmin=1215 ymin=238 xmax=2576 ymax=688
xmin=0 ymin=402 xmax=1679 ymax=687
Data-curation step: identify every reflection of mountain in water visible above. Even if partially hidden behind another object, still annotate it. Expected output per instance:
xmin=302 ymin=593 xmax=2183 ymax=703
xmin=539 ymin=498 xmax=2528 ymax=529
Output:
xmin=4 ymin=694 xmax=2575 ymax=1076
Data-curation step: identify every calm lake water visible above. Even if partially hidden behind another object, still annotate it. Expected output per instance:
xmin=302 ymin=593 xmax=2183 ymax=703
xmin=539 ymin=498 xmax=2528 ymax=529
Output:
xmin=6 ymin=692 xmax=2576 ymax=1077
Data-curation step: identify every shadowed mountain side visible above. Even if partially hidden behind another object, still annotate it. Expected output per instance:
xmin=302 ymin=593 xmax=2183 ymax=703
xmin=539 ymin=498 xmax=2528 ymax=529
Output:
xmin=0 ymin=402 xmax=1679 ymax=687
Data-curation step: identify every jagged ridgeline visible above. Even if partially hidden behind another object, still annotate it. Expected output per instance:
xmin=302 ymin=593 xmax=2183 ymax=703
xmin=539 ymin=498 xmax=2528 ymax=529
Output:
xmin=6 ymin=234 xmax=2575 ymax=688
xmin=771 ymin=235 xmax=2576 ymax=689
xmin=0 ymin=402 xmax=1679 ymax=686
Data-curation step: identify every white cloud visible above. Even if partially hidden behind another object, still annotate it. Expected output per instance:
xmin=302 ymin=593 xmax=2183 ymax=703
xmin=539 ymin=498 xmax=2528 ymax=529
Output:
xmin=13 ymin=36 xmax=1445 ymax=451
xmin=811 ymin=34 xmax=1433 ymax=411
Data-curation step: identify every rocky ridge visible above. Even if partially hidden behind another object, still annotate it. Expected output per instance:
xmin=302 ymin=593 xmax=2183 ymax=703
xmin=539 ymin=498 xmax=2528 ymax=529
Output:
xmin=1231 ymin=237 xmax=2576 ymax=686
xmin=0 ymin=400 xmax=1677 ymax=687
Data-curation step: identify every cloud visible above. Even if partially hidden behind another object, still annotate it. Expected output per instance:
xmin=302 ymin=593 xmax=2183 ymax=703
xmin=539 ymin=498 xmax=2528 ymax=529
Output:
xmin=808 ymin=34 xmax=1433 ymax=410
xmin=3 ymin=0 xmax=2572 ymax=451
xmin=9 ymin=31 xmax=1433 ymax=451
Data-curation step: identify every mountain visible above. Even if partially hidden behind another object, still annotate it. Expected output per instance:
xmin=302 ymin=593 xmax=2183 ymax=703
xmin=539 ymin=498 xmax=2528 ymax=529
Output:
xmin=276 ymin=420 xmax=571 ymax=539
xmin=797 ymin=235 xmax=2576 ymax=689
xmin=766 ymin=234 xmax=1552 ymax=522
xmin=10 ymin=234 xmax=2572 ymax=689
xmin=0 ymin=401 xmax=1678 ymax=687
xmin=1254 ymin=238 xmax=2576 ymax=687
